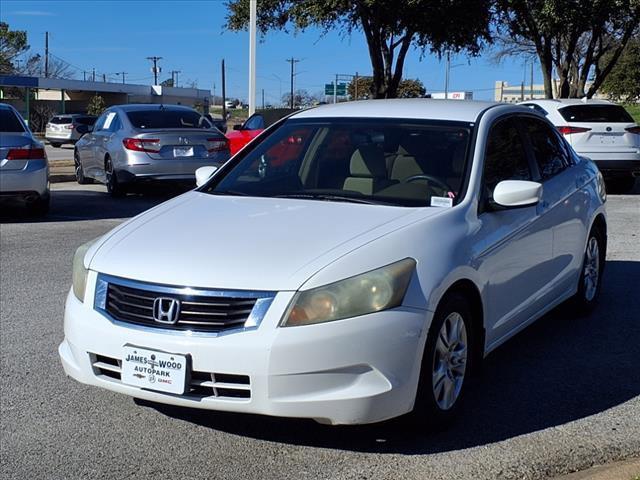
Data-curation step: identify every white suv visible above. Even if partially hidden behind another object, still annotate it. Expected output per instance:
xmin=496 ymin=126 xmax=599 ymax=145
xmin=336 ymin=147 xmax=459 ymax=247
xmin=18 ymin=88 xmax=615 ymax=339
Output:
xmin=520 ymin=99 xmax=640 ymax=193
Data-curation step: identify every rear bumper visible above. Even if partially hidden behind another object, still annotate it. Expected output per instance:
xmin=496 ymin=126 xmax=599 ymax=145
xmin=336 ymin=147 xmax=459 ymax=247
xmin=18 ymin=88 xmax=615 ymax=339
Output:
xmin=116 ymin=154 xmax=229 ymax=184
xmin=0 ymin=159 xmax=49 ymax=197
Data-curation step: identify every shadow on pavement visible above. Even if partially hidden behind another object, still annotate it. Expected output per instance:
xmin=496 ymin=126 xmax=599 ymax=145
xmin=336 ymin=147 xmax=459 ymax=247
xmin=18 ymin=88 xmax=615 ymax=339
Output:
xmin=0 ymin=187 xmax=183 ymax=223
xmin=138 ymin=259 xmax=640 ymax=454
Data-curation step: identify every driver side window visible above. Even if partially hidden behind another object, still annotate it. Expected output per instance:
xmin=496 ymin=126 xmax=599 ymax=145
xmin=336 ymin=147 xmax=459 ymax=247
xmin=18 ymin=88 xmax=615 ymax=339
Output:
xmin=483 ymin=117 xmax=532 ymax=196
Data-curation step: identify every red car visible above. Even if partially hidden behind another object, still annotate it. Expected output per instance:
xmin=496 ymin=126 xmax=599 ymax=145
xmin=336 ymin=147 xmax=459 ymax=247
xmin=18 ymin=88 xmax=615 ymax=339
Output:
xmin=226 ymin=109 xmax=295 ymax=155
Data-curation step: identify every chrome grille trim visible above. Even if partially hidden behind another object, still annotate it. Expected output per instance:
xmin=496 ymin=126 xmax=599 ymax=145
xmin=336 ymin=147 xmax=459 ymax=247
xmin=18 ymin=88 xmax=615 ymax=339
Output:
xmin=94 ymin=273 xmax=275 ymax=337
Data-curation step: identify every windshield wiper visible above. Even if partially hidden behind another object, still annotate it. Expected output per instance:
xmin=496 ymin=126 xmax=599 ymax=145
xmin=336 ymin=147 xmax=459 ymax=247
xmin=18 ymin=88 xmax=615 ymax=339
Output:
xmin=274 ymin=193 xmax=386 ymax=205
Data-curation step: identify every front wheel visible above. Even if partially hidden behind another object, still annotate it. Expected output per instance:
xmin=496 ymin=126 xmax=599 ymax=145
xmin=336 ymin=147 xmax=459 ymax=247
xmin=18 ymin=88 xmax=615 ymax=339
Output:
xmin=412 ymin=292 xmax=475 ymax=429
xmin=570 ymin=226 xmax=606 ymax=315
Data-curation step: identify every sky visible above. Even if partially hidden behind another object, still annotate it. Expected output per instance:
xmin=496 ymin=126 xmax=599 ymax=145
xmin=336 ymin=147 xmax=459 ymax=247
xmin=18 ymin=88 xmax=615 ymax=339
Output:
xmin=1 ymin=0 xmax=542 ymax=103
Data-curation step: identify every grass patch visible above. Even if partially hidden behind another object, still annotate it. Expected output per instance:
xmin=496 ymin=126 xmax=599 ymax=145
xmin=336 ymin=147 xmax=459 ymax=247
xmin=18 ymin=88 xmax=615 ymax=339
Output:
xmin=623 ymin=104 xmax=640 ymax=123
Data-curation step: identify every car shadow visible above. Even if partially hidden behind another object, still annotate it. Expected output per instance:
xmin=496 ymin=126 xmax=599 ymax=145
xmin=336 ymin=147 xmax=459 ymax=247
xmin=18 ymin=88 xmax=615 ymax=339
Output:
xmin=0 ymin=187 xmax=185 ymax=223
xmin=137 ymin=259 xmax=640 ymax=454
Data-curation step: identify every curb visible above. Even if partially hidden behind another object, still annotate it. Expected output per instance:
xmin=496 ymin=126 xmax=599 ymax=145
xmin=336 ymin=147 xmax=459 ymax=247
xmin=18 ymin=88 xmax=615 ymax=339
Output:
xmin=552 ymin=457 xmax=640 ymax=480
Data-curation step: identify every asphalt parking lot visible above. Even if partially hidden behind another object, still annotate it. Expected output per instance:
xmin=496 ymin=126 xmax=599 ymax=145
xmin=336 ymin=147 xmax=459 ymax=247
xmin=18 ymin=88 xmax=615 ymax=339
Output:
xmin=1 ymin=182 xmax=639 ymax=480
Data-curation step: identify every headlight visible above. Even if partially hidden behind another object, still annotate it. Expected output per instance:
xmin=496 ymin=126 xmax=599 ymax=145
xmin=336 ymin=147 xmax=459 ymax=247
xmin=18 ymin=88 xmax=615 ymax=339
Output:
xmin=281 ymin=258 xmax=416 ymax=327
xmin=72 ymin=239 xmax=96 ymax=302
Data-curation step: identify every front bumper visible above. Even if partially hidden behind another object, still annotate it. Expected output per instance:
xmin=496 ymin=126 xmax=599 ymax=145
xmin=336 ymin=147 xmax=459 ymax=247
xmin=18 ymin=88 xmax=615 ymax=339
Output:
xmin=0 ymin=159 xmax=49 ymax=197
xmin=60 ymin=286 xmax=430 ymax=425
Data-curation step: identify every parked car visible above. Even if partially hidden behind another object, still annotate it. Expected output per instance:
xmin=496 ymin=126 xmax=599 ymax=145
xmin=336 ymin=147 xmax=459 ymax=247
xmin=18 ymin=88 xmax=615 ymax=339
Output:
xmin=45 ymin=114 xmax=97 ymax=147
xmin=73 ymin=104 xmax=230 ymax=195
xmin=520 ymin=99 xmax=640 ymax=192
xmin=60 ymin=99 xmax=607 ymax=427
xmin=0 ymin=103 xmax=49 ymax=215
xmin=226 ymin=108 xmax=295 ymax=155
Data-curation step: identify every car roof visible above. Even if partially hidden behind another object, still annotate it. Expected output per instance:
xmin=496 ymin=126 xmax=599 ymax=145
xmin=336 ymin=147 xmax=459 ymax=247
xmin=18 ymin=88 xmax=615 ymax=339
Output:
xmin=114 ymin=104 xmax=199 ymax=112
xmin=290 ymin=99 xmax=501 ymax=122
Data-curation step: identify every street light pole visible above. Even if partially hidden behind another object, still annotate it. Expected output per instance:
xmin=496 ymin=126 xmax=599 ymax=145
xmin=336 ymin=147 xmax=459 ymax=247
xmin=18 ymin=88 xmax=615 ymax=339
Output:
xmin=444 ymin=51 xmax=450 ymax=99
xmin=286 ymin=57 xmax=300 ymax=108
xmin=248 ymin=0 xmax=257 ymax=115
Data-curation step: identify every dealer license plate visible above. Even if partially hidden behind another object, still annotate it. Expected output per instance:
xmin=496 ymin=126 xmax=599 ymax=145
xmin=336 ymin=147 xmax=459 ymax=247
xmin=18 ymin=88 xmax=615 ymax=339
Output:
xmin=173 ymin=146 xmax=194 ymax=157
xmin=121 ymin=345 xmax=188 ymax=394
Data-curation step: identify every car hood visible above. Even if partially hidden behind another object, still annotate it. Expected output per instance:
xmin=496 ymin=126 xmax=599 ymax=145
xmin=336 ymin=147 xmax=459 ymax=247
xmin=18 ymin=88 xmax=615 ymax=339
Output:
xmin=89 ymin=191 xmax=439 ymax=291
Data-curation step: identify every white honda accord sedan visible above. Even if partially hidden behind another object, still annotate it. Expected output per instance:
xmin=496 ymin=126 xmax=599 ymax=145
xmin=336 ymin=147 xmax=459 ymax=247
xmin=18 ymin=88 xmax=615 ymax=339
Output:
xmin=59 ymin=99 xmax=607 ymax=426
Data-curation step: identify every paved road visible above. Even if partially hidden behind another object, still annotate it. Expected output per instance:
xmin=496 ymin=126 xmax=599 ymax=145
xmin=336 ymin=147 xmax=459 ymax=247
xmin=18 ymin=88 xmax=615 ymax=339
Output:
xmin=1 ymin=183 xmax=639 ymax=480
xmin=43 ymin=143 xmax=75 ymax=163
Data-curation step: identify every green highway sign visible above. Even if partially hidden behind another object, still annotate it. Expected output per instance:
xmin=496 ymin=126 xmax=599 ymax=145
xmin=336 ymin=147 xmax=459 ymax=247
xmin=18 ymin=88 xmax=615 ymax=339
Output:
xmin=325 ymin=83 xmax=348 ymax=96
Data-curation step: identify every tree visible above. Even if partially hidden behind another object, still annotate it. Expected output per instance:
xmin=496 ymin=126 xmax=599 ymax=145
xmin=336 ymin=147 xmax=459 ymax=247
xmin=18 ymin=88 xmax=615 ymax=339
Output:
xmin=281 ymin=89 xmax=312 ymax=107
xmin=496 ymin=0 xmax=640 ymax=98
xmin=0 ymin=22 xmax=37 ymax=74
xmin=87 ymin=95 xmax=106 ymax=116
xmin=226 ymin=0 xmax=492 ymax=99
xmin=601 ymin=37 xmax=640 ymax=102
xmin=348 ymin=76 xmax=425 ymax=99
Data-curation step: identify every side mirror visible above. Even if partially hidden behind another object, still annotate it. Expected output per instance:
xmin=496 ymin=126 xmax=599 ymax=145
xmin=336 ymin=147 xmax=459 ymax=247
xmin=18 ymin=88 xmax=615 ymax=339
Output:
xmin=492 ymin=180 xmax=542 ymax=208
xmin=195 ymin=165 xmax=218 ymax=187
xmin=233 ymin=124 xmax=242 ymax=131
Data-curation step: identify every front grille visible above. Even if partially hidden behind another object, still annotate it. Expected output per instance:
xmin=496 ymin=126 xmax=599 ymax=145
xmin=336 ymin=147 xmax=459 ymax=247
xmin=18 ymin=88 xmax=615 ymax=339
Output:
xmin=90 ymin=353 xmax=252 ymax=400
xmin=104 ymin=282 xmax=262 ymax=333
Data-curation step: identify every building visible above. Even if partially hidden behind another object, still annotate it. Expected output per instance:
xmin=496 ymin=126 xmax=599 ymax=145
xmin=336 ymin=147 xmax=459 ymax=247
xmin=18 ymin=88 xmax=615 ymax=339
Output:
xmin=430 ymin=91 xmax=473 ymax=100
xmin=0 ymin=74 xmax=212 ymax=127
xmin=494 ymin=80 xmax=606 ymax=103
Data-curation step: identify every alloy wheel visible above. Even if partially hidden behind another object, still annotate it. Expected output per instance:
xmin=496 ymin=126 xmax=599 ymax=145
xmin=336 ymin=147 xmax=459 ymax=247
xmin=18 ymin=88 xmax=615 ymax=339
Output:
xmin=583 ymin=236 xmax=600 ymax=302
xmin=432 ymin=311 xmax=468 ymax=411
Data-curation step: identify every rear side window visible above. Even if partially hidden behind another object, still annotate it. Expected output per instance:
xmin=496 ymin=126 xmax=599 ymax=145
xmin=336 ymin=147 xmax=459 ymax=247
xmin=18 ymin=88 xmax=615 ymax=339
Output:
xmin=75 ymin=116 xmax=97 ymax=126
xmin=0 ymin=109 xmax=25 ymax=132
xmin=559 ymin=105 xmax=633 ymax=123
xmin=126 ymin=109 xmax=212 ymax=129
xmin=521 ymin=117 xmax=570 ymax=180
xmin=483 ymin=117 xmax=531 ymax=193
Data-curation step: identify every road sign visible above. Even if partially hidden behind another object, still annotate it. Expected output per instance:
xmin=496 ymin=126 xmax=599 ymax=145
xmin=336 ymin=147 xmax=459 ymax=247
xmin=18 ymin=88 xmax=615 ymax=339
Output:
xmin=325 ymin=83 xmax=348 ymax=96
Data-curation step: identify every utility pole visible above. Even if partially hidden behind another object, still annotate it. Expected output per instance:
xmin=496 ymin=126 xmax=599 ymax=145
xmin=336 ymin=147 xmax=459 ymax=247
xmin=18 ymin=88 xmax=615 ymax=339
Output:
xmin=146 ymin=56 xmax=163 ymax=85
xmin=44 ymin=32 xmax=49 ymax=78
xmin=261 ymin=89 xmax=265 ymax=109
xmin=530 ymin=62 xmax=534 ymax=99
xmin=444 ymin=51 xmax=450 ymax=99
xmin=171 ymin=70 xmax=181 ymax=87
xmin=334 ymin=73 xmax=338 ymax=104
xmin=82 ymin=71 xmax=86 ymax=81
xmin=103 ymin=73 xmax=106 ymax=82
xmin=286 ymin=57 xmax=300 ymax=109
xmin=116 ymin=72 xmax=127 ymax=84
xmin=354 ymin=72 xmax=359 ymax=101
xmin=248 ymin=0 xmax=257 ymax=115
xmin=92 ymin=68 xmax=96 ymax=82
xmin=221 ymin=59 xmax=227 ymax=120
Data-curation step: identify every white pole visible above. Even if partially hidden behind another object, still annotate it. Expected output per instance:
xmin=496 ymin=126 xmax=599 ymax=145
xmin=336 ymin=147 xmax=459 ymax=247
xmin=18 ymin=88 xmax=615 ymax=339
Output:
xmin=248 ymin=0 xmax=257 ymax=115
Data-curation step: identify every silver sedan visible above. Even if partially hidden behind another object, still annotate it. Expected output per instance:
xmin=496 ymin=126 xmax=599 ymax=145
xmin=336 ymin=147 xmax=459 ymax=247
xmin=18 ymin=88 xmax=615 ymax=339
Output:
xmin=74 ymin=104 xmax=230 ymax=195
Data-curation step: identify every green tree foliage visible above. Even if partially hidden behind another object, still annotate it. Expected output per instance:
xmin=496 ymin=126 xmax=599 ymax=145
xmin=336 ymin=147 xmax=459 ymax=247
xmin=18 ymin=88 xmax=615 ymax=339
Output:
xmin=348 ymin=76 xmax=425 ymax=99
xmin=496 ymin=0 xmax=640 ymax=98
xmin=225 ymin=0 xmax=492 ymax=99
xmin=601 ymin=38 xmax=640 ymax=102
xmin=87 ymin=95 xmax=106 ymax=116
xmin=0 ymin=22 xmax=30 ymax=73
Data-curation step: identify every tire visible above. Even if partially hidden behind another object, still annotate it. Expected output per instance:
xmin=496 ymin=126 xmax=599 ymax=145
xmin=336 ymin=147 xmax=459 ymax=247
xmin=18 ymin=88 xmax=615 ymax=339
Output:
xmin=605 ymin=176 xmax=636 ymax=194
xmin=28 ymin=194 xmax=50 ymax=216
xmin=105 ymin=157 xmax=124 ymax=197
xmin=412 ymin=292 xmax=475 ymax=430
xmin=570 ymin=225 xmax=606 ymax=315
xmin=74 ymin=153 xmax=92 ymax=185
xmin=50 ymin=142 xmax=62 ymax=148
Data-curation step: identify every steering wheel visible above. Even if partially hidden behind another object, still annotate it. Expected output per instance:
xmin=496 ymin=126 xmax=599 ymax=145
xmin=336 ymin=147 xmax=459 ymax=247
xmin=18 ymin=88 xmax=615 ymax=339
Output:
xmin=402 ymin=174 xmax=453 ymax=195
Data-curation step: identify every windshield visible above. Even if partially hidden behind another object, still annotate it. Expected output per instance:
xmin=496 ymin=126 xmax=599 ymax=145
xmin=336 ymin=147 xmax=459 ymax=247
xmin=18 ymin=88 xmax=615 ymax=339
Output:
xmin=202 ymin=118 xmax=472 ymax=207
xmin=126 ymin=109 xmax=213 ymax=129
